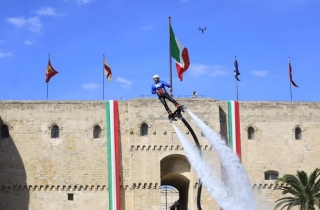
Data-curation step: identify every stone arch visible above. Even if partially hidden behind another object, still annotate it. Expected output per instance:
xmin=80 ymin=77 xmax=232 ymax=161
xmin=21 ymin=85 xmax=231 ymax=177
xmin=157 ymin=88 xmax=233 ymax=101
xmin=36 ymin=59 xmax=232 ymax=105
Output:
xmin=48 ymin=122 xmax=62 ymax=130
xmin=48 ymin=123 xmax=61 ymax=139
xmin=245 ymin=124 xmax=258 ymax=140
xmin=160 ymin=154 xmax=191 ymax=210
xmin=91 ymin=123 xmax=103 ymax=139
xmin=138 ymin=121 xmax=152 ymax=136
xmin=292 ymin=125 xmax=305 ymax=140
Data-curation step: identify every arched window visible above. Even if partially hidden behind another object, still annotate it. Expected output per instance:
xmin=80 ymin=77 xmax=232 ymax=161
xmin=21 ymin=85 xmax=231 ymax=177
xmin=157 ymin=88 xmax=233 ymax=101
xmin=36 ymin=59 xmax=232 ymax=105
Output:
xmin=51 ymin=125 xmax=59 ymax=138
xmin=140 ymin=123 xmax=148 ymax=136
xmin=93 ymin=125 xmax=101 ymax=139
xmin=295 ymin=127 xmax=302 ymax=140
xmin=264 ymin=170 xmax=279 ymax=180
xmin=1 ymin=125 xmax=9 ymax=138
xmin=248 ymin=126 xmax=255 ymax=140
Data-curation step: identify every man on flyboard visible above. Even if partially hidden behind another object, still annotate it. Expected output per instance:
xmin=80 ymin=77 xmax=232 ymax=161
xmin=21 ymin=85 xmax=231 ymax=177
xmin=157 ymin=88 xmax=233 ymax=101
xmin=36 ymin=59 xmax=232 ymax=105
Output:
xmin=151 ymin=74 xmax=187 ymax=122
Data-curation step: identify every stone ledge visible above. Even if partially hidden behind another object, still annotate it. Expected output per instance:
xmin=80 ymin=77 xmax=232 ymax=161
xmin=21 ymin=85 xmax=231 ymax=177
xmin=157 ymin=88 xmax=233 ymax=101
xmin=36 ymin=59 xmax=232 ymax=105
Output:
xmin=129 ymin=144 xmax=213 ymax=151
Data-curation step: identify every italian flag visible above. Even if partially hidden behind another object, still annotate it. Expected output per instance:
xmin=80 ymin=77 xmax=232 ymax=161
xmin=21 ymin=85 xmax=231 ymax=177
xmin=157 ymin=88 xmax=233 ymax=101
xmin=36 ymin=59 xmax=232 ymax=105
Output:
xmin=104 ymin=58 xmax=113 ymax=82
xmin=170 ymin=26 xmax=190 ymax=81
xmin=105 ymin=100 xmax=120 ymax=210
xmin=227 ymin=101 xmax=242 ymax=162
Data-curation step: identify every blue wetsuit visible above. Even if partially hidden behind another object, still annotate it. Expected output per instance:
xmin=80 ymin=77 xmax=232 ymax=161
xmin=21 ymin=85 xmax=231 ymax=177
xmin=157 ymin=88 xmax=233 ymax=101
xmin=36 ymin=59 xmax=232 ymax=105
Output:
xmin=151 ymin=80 xmax=179 ymax=113
xmin=151 ymin=80 xmax=171 ymax=95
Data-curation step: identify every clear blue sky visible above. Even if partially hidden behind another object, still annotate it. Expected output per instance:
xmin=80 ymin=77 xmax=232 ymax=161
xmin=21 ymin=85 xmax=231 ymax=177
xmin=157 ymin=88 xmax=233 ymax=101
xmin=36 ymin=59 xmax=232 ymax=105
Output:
xmin=1 ymin=0 xmax=319 ymax=101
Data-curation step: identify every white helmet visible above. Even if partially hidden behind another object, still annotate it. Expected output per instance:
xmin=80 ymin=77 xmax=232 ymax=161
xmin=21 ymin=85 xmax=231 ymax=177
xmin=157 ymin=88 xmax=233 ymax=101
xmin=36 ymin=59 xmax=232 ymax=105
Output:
xmin=153 ymin=74 xmax=159 ymax=79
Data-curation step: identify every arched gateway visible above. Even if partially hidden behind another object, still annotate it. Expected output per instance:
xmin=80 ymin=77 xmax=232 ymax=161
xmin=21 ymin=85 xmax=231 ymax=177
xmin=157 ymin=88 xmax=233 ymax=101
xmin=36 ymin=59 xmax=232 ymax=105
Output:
xmin=161 ymin=154 xmax=191 ymax=210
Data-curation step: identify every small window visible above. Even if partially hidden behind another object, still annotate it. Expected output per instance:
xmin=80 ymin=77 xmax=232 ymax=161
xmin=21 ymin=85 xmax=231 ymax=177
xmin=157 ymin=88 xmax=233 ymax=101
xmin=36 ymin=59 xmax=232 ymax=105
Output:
xmin=51 ymin=125 xmax=59 ymax=138
xmin=264 ymin=170 xmax=279 ymax=180
xmin=93 ymin=125 xmax=101 ymax=139
xmin=295 ymin=127 xmax=302 ymax=140
xmin=140 ymin=123 xmax=148 ymax=136
xmin=67 ymin=193 xmax=74 ymax=201
xmin=248 ymin=126 xmax=255 ymax=140
xmin=1 ymin=125 xmax=9 ymax=138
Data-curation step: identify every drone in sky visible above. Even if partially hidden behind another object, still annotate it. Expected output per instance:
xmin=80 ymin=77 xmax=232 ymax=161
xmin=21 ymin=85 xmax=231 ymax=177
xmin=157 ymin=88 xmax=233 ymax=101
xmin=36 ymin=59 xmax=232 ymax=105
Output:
xmin=199 ymin=26 xmax=207 ymax=34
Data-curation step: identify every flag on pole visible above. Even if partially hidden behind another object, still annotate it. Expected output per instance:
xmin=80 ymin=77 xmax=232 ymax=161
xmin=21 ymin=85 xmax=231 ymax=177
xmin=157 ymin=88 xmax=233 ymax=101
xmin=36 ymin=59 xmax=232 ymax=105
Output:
xmin=234 ymin=58 xmax=240 ymax=81
xmin=170 ymin=26 xmax=190 ymax=81
xmin=289 ymin=62 xmax=298 ymax=87
xmin=45 ymin=60 xmax=58 ymax=83
xmin=104 ymin=58 xmax=113 ymax=82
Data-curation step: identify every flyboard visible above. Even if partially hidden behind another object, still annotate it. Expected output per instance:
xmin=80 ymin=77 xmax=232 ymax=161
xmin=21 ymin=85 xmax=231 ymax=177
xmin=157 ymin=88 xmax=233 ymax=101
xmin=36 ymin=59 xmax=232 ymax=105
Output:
xmin=169 ymin=106 xmax=203 ymax=210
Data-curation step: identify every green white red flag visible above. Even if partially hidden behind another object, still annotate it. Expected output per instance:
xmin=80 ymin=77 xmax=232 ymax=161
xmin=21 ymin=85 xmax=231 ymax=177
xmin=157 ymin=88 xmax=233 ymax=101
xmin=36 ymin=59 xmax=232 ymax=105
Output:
xmin=106 ymin=100 xmax=120 ymax=210
xmin=170 ymin=26 xmax=190 ymax=81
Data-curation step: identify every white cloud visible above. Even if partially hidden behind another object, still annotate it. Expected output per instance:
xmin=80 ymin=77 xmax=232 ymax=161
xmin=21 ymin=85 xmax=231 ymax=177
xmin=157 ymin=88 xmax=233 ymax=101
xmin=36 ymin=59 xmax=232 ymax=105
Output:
xmin=36 ymin=7 xmax=64 ymax=17
xmin=27 ymin=17 xmax=42 ymax=32
xmin=189 ymin=64 xmax=229 ymax=77
xmin=82 ymin=83 xmax=100 ymax=90
xmin=189 ymin=64 xmax=210 ymax=76
xmin=0 ymin=50 xmax=13 ymax=58
xmin=6 ymin=16 xmax=43 ymax=33
xmin=6 ymin=17 xmax=26 ymax=27
xmin=141 ymin=25 xmax=155 ymax=30
xmin=116 ymin=77 xmax=132 ymax=88
xmin=75 ymin=0 xmax=99 ymax=5
xmin=210 ymin=69 xmax=229 ymax=77
xmin=23 ymin=40 xmax=35 ymax=45
xmin=250 ymin=70 xmax=268 ymax=77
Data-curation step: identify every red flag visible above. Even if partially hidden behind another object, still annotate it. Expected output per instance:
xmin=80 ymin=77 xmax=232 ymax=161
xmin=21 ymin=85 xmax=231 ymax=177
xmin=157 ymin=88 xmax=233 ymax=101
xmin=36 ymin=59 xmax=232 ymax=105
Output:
xmin=46 ymin=60 xmax=58 ymax=83
xmin=289 ymin=62 xmax=298 ymax=87
xmin=104 ymin=58 xmax=112 ymax=82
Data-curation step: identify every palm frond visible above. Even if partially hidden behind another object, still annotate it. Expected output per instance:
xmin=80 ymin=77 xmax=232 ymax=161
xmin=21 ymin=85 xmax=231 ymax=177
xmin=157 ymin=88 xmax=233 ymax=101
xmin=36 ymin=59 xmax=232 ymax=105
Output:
xmin=274 ymin=169 xmax=320 ymax=210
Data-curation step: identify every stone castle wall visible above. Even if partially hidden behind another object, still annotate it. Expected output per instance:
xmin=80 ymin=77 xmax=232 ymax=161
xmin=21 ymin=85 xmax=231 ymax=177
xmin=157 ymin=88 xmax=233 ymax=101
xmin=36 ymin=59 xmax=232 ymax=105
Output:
xmin=0 ymin=99 xmax=319 ymax=210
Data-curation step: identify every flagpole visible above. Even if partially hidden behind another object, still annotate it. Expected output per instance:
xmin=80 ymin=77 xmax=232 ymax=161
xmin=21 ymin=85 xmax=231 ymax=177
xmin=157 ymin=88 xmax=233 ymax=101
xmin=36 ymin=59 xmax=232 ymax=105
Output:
xmin=236 ymin=80 xmax=239 ymax=101
xmin=168 ymin=16 xmax=173 ymax=97
xmin=103 ymin=54 xmax=105 ymax=100
xmin=235 ymin=56 xmax=239 ymax=101
xmin=289 ymin=57 xmax=292 ymax=101
xmin=47 ymin=53 xmax=50 ymax=100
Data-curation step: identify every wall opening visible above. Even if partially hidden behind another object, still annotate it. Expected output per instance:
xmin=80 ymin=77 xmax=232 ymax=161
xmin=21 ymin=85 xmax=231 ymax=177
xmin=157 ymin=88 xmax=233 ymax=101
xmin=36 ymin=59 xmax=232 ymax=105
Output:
xmin=140 ymin=123 xmax=148 ymax=136
xmin=295 ymin=127 xmax=302 ymax=140
xmin=67 ymin=193 xmax=74 ymax=201
xmin=160 ymin=185 xmax=180 ymax=210
xmin=161 ymin=154 xmax=190 ymax=210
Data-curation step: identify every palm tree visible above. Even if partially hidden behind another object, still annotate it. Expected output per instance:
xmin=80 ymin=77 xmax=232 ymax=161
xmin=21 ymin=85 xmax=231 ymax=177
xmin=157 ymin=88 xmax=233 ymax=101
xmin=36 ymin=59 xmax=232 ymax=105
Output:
xmin=274 ymin=168 xmax=320 ymax=210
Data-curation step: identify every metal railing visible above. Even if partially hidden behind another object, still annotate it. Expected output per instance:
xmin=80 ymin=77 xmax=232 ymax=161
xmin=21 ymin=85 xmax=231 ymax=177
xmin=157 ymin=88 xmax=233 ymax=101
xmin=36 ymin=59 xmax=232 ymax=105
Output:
xmin=140 ymin=95 xmax=206 ymax=98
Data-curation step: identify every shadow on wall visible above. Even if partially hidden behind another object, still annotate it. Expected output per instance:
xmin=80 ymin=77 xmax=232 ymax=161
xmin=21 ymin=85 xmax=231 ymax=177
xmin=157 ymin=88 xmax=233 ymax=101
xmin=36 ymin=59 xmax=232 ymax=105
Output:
xmin=219 ymin=106 xmax=228 ymax=144
xmin=0 ymin=117 xmax=29 ymax=210
xmin=219 ymin=106 xmax=229 ymax=187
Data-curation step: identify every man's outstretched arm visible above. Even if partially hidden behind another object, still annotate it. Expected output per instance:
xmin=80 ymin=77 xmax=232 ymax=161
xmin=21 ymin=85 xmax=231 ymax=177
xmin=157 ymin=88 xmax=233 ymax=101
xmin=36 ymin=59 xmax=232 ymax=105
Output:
xmin=151 ymin=84 xmax=156 ymax=94
xmin=162 ymin=81 xmax=171 ymax=88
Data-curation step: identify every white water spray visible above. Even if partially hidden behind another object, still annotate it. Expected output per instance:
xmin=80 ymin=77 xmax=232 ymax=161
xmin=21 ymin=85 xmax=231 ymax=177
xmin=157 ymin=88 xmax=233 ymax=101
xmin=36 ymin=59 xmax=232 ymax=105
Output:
xmin=172 ymin=124 xmax=241 ymax=210
xmin=186 ymin=109 xmax=256 ymax=210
